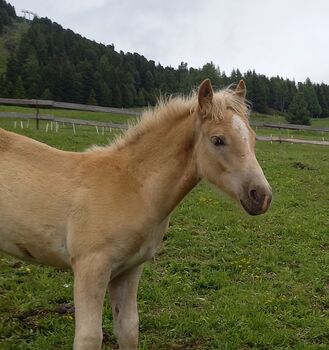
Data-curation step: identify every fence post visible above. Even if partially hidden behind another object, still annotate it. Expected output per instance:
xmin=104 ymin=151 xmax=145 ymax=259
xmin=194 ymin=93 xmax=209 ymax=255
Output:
xmin=36 ymin=101 xmax=40 ymax=130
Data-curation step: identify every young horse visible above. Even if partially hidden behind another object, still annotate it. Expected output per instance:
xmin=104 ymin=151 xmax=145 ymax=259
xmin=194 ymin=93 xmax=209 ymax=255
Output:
xmin=0 ymin=79 xmax=272 ymax=349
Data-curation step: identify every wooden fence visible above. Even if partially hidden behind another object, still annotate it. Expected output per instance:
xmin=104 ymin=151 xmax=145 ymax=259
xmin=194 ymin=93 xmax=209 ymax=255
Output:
xmin=0 ymin=98 xmax=140 ymax=116
xmin=252 ymin=121 xmax=329 ymax=133
xmin=1 ymin=97 xmax=329 ymax=145
xmin=0 ymin=97 xmax=134 ymax=130
xmin=256 ymin=135 xmax=329 ymax=146
xmin=0 ymin=112 xmax=128 ymax=130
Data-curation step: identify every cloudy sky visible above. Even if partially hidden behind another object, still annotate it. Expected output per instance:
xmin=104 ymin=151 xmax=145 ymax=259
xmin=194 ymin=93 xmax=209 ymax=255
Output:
xmin=9 ymin=0 xmax=329 ymax=84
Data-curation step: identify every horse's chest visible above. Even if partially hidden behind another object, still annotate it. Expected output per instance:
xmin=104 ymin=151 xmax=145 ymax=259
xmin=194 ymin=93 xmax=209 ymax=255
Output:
xmin=132 ymin=218 xmax=169 ymax=261
xmin=112 ymin=217 xmax=169 ymax=277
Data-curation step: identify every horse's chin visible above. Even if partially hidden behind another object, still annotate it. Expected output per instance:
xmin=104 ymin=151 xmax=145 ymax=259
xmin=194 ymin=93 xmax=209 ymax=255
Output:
xmin=240 ymin=199 xmax=260 ymax=216
xmin=240 ymin=197 xmax=271 ymax=216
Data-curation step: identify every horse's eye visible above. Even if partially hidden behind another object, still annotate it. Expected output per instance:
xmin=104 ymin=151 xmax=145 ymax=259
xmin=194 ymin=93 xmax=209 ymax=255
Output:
xmin=211 ymin=136 xmax=225 ymax=146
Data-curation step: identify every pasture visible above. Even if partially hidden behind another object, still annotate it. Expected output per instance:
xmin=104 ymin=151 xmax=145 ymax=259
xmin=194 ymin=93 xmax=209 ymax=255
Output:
xmin=0 ymin=120 xmax=329 ymax=349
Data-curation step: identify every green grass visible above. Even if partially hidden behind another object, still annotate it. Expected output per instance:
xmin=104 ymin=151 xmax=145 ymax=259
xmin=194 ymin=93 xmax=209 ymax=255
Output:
xmin=249 ymin=113 xmax=329 ymax=129
xmin=312 ymin=118 xmax=329 ymax=128
xmin=248 ymin=113 xmax=329 ymax=141
xmin=250 ymin=113 xmax=286 ymax=124
xmin=0 ymin=116 xmax=329 ymax=349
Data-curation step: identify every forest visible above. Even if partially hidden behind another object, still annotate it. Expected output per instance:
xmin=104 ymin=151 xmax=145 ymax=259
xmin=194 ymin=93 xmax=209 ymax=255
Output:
xmin=1 ymin=0 xmax=329 ymax=124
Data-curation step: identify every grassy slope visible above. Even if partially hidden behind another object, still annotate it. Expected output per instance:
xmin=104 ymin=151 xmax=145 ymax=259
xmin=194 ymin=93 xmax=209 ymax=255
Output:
xmin=0 ymin=121 xmax=328 ymax=349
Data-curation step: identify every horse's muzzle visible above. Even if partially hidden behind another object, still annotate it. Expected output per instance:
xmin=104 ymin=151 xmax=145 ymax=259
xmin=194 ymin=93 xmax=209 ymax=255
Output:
xmin=240 ymin=185 xmax=272 ymax=215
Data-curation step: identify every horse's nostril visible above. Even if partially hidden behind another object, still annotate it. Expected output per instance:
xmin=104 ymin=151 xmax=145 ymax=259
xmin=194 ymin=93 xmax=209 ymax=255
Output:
xmin=249 ymin=189 xmax=258 ymax=202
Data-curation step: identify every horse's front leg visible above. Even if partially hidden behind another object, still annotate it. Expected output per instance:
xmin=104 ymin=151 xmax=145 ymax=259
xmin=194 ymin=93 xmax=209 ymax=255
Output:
xmin=72 ymin=252 xmax=111 ymax=350
xmin=109 ymin=265 xmax=144 ymax=350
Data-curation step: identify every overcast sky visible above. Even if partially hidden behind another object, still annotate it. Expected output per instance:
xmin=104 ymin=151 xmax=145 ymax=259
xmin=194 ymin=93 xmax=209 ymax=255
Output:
xmin=9 ymin=0 xmax=329 ymax=84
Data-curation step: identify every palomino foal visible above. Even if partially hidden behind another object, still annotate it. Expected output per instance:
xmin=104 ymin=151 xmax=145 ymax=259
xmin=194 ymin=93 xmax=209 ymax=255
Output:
xmin=0 ymin=79 xmax=272 ymax=349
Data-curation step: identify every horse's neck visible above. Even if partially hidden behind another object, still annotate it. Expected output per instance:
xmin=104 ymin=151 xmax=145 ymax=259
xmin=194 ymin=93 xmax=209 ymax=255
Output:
xmin=122 ymin=109 xmax=200 ymax=219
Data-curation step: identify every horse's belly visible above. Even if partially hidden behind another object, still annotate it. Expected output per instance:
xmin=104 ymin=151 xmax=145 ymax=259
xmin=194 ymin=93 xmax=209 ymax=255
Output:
xmin=0 ymin=182 xmax=73 ymax=268
xmin=0 ymin=225 xmax=71 ymax=268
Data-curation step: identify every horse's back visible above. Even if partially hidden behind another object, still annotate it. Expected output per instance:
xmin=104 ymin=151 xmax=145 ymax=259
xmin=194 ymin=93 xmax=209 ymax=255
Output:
xmin=0 ymin=127 xmax=13 ymax=153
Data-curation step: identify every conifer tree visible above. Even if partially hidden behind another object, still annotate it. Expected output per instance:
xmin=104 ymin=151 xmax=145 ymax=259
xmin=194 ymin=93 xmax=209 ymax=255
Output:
xmin=287 ymin=92 xmax=310 ymax=125
xmin=87 ymin=88 xmax=97 ymax=105
xmin=136 ymin=89 xmax=146 ymax=107
xmin=302 ymin=78 xmax=322 ymax=117
xmin=14 ymin=76 xmax=25 ymax=98
xmin=41 ymin=88 xmax=53 ymax=100
xmin=112 ymin=85 xmax=122 ymax=107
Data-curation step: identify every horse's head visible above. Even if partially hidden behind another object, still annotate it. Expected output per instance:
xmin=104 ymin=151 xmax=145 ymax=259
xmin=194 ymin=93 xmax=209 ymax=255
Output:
xmin=194 ymin=79 xmax=272 ymax=215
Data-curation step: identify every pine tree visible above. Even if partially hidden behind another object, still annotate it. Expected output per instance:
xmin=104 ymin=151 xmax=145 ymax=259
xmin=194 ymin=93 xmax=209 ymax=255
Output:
xmin=136 ymin=89 xmax=146 ymax=107
xmin=41 ymin=88 xmax=53 ymax=100
xmin=198 ymin=63 xmax=220 ymax=87
xmin=302 ymin=78 xmax=322 ymax=117
xmin=87 ymin=88 xmax=97 ymax=105
xmin=79 ymin=60 xmax=96 ymax=103
xmin=316 ymin=84 xmax=329 ymax=117
xmin=0 ymin=75 xmax=7 ymax=97
xmin=246 ymin=72 xmax=268 ymax=113
xmin=164 ymin=68 xmax=177 ymax=92
xmin=145 ymin=70 xmax=154 ymax=92
xmin=287 ymin=92 xmax=310 ymax=125
xmin=99 ymin=82 xmax=112 ymax=106
xmin=121 ymin=84 xmax=134 ymax=107
xmin=14 ymin=76 xmax=25 ymax=98
xmin=22 ymin=54 xmax=41 ymax=98
xmin=0 ymin=0 xmax=16 ymax=33
xmin=60 ymin=60 xmax=77 ymax=102
xmin=5 ymin=54 xmax=19 ymax=95
xmin=112 ymin=85 xmax=122 ymax=107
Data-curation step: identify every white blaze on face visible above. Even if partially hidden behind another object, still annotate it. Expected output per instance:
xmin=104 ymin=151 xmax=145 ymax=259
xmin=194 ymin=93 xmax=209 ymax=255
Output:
xmin=232 ymin=114 xmax=251 ymax=151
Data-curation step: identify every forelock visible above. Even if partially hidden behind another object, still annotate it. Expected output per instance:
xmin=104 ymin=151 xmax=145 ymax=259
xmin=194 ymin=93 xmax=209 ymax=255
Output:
xmin=206 ymin=88 xmax=250 ymax=121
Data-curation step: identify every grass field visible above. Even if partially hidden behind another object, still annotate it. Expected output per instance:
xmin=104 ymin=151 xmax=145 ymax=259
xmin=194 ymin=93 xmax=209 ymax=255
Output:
xmin=0 ymin=114 xmax=329 ymax=349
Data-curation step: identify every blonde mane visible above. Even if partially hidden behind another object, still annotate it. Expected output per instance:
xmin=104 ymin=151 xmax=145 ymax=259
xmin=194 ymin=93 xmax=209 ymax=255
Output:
xmin=90 ymin=86 xmax=250 ymax=152
xmin=205 ymin=87 xmax=250 ymax=121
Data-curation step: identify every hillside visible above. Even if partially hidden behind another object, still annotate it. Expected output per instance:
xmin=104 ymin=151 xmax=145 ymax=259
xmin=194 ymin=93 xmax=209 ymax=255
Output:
xmin=0 ymin=21 xmax=29 ymax=74
xmin=0 ymin=0 xmax=329 ymax=123
xmin=0 ymin=0 xmax=27 ymax=73
xmin=0 ymin=0 xmax=16 ymax=32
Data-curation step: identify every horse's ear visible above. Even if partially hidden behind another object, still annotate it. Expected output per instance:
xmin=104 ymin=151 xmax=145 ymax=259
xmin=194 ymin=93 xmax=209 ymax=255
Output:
xmin=198 ymin=79 xmax=213 ymax=112
xmin=235 ymin=80 xmax=246 ymax=99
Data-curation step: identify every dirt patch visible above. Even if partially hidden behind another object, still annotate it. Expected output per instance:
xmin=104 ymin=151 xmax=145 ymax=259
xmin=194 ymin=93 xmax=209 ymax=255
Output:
xmin=292 ymin=161 xmax=314 ymax=170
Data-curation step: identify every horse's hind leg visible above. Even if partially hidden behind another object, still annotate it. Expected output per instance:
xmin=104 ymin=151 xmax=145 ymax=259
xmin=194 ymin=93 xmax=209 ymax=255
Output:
xmin=72 ymin=253 xmax=111 ymax=350
xmin=109 ymin=265 xmax=144 ymax=350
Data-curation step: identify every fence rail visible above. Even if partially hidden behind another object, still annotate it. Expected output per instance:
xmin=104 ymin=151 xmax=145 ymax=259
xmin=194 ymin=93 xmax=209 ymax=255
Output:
xmin=0 ymin=112 xmax=128 ymax=130
xmin=252 ymin=121 xmax=329 ymax=133
xmin=256 ymin=135 xmax=329 ymax=146
xmin=0 ymin=98 xmax=140 ymax=116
